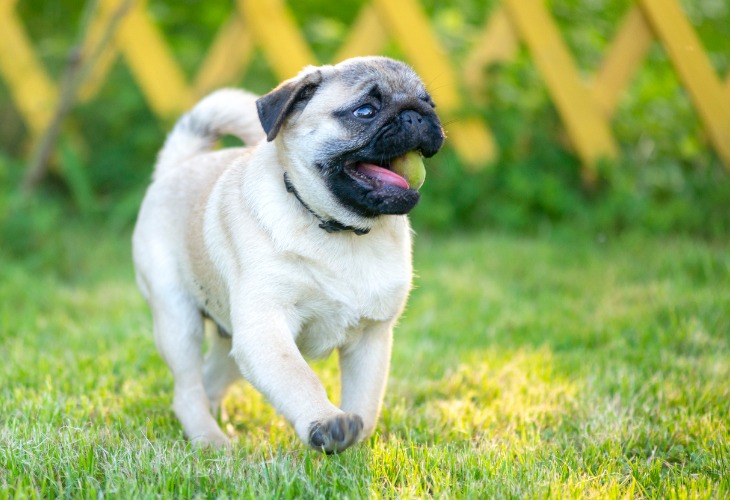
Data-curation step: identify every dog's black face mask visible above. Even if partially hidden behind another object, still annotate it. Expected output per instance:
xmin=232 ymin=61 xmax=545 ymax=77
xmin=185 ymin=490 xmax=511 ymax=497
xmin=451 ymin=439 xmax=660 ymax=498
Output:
xmin=323 ymin=98 xmax=444 ymax=217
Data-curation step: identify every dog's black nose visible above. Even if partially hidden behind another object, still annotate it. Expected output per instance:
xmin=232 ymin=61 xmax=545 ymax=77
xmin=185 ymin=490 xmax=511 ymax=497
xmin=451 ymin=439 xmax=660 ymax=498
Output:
xmin=399 ymin=109 xmax=444 ymax=158
xmin=400 ymin=110 xmax=424 ymax=127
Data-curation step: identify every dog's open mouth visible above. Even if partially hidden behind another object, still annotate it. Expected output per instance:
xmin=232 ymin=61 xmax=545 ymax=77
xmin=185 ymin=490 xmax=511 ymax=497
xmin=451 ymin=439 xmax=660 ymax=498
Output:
xmin=344 ymin=151 xmax=426 ymax=191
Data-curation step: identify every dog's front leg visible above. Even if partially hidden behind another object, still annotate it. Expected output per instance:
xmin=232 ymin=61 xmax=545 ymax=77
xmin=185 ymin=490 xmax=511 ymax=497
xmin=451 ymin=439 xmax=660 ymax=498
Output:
xmin=338 ymin=320 xmax=394 ymax=441
xmin=230 ymin=306 xmax=363 ymax=453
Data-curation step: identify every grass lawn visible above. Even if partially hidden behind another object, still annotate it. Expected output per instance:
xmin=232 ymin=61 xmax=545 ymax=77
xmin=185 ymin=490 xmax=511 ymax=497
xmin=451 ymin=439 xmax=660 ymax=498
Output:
xmin=1 ymin=223 xmax=728 ymax=498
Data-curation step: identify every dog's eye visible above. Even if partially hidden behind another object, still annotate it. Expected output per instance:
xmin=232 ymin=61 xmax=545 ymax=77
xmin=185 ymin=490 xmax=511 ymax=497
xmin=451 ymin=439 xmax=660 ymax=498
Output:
xmin=353 ymin=104 xmax=378 ymax=119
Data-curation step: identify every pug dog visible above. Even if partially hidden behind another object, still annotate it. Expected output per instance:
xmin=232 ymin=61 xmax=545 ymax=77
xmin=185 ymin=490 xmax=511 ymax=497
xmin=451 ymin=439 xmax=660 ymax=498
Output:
xmin=132 ymin=56 xmax=444 ymax=453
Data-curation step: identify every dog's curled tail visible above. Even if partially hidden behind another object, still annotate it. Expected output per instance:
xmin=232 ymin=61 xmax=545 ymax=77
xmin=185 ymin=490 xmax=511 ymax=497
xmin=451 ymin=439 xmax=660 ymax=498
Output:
xmin=154 ymin=88 xmax=265 ymax=179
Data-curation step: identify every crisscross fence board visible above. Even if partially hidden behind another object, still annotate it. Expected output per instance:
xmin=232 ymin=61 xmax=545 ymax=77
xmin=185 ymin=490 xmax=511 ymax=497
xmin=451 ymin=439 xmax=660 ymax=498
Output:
xmin=1 ymin=0 xmax=729 ymax=181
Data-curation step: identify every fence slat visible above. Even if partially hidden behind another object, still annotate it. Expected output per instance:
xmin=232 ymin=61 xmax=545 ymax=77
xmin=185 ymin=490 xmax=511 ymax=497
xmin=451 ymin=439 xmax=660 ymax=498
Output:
xmin=639 ymin=0 xmax=730 ymax=168
xmin=78 ymin=0 xmax=135 ymax=103
xmin=504 ymin=0 xmax=618 ymax=182
xmin=238 ymin=0 xmax=315 ymax=80
xmin=78 ymin=0 xmax=118 ymax=102
xmin=592 ymin=7 xmax=653 ymax=116
xmin=117 ymin=1 xmax=193 ymax=117
xmin=464 ymin=7 xmax=519 ymax=102
xmin=334 ymin=5 xmax=387 ymax=62
xmin=194 ymin=13 xmax=253 ymax=97
xmin=0 ymin=7 xmax=57 ymax=135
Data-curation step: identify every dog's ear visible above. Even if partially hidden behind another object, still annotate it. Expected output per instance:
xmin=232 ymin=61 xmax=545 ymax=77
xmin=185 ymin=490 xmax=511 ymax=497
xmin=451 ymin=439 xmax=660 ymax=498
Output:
xmin=256 ymin=71 xmax=322 ymax=142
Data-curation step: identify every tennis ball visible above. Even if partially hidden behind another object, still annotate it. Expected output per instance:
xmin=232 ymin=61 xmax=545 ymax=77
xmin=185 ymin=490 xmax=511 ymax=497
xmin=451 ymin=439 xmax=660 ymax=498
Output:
xmin=391 ymin=151 xmax=426 ymax=190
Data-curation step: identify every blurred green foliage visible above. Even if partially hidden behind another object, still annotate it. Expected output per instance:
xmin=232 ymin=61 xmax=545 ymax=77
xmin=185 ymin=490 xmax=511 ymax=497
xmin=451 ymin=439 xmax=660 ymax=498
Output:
xmin=1 ymin=0 xmax=729 ymax=238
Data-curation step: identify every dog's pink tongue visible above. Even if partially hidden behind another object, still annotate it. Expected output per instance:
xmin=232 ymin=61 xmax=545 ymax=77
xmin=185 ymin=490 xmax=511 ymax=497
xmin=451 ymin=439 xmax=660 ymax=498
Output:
xmin=358 ymin=163 xmax=409 ymax=190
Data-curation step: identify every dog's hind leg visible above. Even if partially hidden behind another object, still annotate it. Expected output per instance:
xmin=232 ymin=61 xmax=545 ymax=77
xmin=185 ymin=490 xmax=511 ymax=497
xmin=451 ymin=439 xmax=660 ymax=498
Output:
xmin=150 ymin=291 xmax=230 ymax=447
xmin=203 ymin=321 xmax=242 ymax=418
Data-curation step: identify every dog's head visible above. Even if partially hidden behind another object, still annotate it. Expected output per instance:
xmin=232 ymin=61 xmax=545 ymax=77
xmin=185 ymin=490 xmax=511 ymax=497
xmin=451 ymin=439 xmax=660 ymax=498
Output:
xmin=256 ymin=57 xmax=445 ymax=231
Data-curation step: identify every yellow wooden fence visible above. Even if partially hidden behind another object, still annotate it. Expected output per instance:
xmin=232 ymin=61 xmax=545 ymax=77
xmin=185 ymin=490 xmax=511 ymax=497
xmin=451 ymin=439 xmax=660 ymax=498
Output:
xmin=1 ymin=0 xmax=730 ymax=181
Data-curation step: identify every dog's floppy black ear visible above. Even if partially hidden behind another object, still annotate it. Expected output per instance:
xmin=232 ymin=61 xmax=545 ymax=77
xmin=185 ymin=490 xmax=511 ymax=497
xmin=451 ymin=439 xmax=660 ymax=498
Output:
xmin=256 ymin=71 xmax=322 ymax=142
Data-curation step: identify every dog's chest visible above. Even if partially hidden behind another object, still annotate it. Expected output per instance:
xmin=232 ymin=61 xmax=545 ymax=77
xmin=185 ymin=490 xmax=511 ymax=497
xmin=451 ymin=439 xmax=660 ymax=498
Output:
xmin=292 ymin=251 xmax=410 ymax=359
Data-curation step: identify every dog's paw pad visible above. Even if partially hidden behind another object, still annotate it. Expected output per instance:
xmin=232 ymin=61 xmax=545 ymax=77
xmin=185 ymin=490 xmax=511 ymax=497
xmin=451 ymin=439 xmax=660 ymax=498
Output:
xmin=308 ymin=413 xmax=363 ymax=454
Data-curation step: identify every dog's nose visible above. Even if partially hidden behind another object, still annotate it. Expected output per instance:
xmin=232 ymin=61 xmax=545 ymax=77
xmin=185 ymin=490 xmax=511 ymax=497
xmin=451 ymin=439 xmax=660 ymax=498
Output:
xmin=398 ymin=109 xmax=444 ymax=158
xmin=400 ymin=110 xmax=424 ymax=127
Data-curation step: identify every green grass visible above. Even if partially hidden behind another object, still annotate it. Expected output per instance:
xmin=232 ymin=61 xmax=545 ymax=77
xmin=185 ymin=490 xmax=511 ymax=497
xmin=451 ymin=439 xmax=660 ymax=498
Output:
xmin=1 ymin=221 xmax=729 ymax=498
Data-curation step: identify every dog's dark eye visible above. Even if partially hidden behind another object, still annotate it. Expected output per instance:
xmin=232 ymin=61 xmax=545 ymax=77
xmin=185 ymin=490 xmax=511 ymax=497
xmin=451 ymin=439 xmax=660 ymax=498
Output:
xmin=353 ymin=104 xmax=378 ymax=119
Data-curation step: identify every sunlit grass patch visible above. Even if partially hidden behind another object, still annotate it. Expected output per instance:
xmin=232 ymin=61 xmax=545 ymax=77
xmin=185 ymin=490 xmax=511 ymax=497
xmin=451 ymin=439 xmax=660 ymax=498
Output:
xmin=387 ymin=349 xmax=578 ymax=444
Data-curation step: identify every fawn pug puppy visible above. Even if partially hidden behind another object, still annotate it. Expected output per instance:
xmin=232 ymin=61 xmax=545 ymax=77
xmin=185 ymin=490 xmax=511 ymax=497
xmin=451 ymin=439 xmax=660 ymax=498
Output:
xmin=133 ymin=56 xmax=444 ymax=453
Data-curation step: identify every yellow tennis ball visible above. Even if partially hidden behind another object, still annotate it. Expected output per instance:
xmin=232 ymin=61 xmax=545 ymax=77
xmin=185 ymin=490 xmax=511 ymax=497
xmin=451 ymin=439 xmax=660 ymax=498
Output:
xmin=391 ymin=151 xmax=426 ymax=190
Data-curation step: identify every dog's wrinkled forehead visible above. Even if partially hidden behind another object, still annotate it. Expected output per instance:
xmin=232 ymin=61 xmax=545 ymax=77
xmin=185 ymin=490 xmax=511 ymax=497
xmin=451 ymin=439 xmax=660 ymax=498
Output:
xmin=340 ymin=58 xmax=423 ymax=90
xmin=323 ymin=57 xmax=428 ymax=99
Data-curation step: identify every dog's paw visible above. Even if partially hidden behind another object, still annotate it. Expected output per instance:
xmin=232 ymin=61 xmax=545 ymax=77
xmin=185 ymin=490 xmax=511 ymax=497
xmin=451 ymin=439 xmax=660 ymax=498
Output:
xmin=187 ymin=430 xmax=231 ymax=449
xmin=308 ymin=413 xmax=364 ymax=454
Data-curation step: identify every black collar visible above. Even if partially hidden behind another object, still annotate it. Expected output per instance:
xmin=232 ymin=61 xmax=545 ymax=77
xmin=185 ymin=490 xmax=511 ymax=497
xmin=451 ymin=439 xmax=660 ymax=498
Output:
xmin=283 ymin=173 xmax=370 ymax=235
